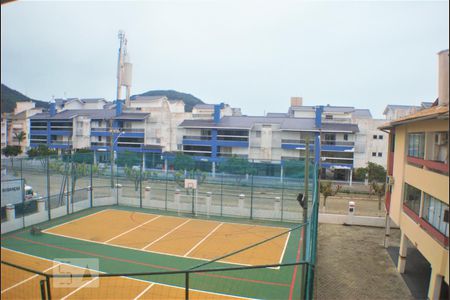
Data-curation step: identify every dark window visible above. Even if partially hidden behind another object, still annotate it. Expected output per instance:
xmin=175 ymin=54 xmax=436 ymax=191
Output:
xmin=378 ymin=152 xmax=382 ymax=157
xmin=378 ymin=135 xmax=383 ymax=139
xmin=343 ymin=134 xmax=348 ymax=141
xmin=422 ymin=193 xmax=449 ymax=237
xmin=408 ymin=133 xmax=425 ymax=158
xmin=325 ymin=115 xmax=333 ymax=120
xmin=403 ymin=183 xmax=421 ymax=216
xmin=373 ymin=135 xmax=378 ymax=139
xmin=372 ymin=152 xmax=377 ymax=157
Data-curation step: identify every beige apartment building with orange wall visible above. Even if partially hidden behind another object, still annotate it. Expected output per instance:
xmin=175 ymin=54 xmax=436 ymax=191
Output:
xmin=381 ymin=50 xmax=449 ymax=299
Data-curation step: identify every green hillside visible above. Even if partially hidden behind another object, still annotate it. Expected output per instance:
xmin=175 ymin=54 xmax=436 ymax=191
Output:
xmin=1 ymin=84 xmax=49 ymax=113
xmin=131 ymin=90 xmax=204 ymax=112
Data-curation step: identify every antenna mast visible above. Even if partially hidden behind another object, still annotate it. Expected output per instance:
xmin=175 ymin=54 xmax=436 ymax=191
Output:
xmin=116 ymin=31 xmax=133 ymax=107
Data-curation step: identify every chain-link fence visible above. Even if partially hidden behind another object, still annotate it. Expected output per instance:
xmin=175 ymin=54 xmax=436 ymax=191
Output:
xmin=1 ymin=152 xmax=320 ymax=299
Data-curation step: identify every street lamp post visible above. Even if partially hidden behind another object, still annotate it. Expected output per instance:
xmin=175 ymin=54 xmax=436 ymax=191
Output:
xmin=110 ymin=128 xmax=125 ymax=188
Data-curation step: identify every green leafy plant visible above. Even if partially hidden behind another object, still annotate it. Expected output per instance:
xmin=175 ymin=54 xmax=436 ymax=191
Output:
xmin=217 ymin=156 xmax=255 ymax=183
xmin=13 ymin=131 xmax=26 ymax=147
xmin=2 ymin=145 xmax=22 ymax=168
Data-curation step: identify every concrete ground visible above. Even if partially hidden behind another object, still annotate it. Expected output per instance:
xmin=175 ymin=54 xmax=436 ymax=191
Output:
xmin=315 ymin=223 xmax=414 ymax=300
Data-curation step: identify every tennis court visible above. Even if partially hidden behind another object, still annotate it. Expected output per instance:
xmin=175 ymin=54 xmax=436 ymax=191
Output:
xmin=1 ymin=206 xmax=308 ymax=299
xmin=43 ymin=209 xmax=290 ymax=266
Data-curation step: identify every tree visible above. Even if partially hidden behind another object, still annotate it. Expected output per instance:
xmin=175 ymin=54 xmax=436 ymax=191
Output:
xmin=353 ymin=167 xmax=368 ymax=181
xmin=319 ymin=181 xmax=342 ymax=210
xmin=371 ymin=181 xmax=386 ymax=211
xmin=13 ymin=131 xmax=26 ymax=148
xmin=49 ymin=158 xmax=99 ymax=204
xmin=173 ymin=153 xmax=195 ymax=172
xmin=217 ymin=156 xmax=255 ymax=183
xmin=116 ymin=151 xmax=141 ymax=168
xmin=27 ymin=145 xmax=58 ymax=169
xmin=2 ymin=145 xmax=22 ymax=168
xmin=367 ymin=162 xmax=386 ymax=182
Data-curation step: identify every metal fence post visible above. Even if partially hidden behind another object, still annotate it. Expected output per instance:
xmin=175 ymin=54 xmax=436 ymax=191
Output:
xmin=90 ymin=160 xmax=93 ymax=207
xmin=20 ymin=158 xmax=24 ymax=228
xmin=165 ymin=171 xmax=168 ymax=211
xmin=45 ymin=275 xmax=52 ymax=300
xmin=39 ymin=280 xmax=46 ymax=300
xmin=140 ymin=152 xmax=143 ymax=208
xmin=185 ymin=272 xmax=189 ymax=300
xmin=47 ymin=155 xmax=51 ymax=220
xmin=220 ymin=172 xmax=224 ymax=216
xmin=250 ymin=172 xmax=254 ymax=220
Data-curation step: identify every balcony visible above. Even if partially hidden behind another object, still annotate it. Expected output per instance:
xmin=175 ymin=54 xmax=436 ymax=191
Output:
xmin=183 ymin=135 xmax=212 ymax=141
xmin=91 ymin=127 xmax=110 ymax=132
xmin=321 ymin=140 xmax=355 ymax=146
xmin=407 ymin=156 xmax=449 ymax=174
xmin=49 ymin=140 xmax=72 ymax=149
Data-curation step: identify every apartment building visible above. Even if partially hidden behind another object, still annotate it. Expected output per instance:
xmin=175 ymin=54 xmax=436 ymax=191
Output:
xmin=1 ymin=114 xmax=8 ymax=149
xmin=179 ymin=102 xmax=358 ymax=180
xmin=380 ymin=50 xmax=449 ymax=299
xmin=288 ymin=101 xmax=388 ymax=169
xmin=29 ymin=101 xmax=154 ymax=164
xmin=1 ymin=101 xmax=44 ymax=152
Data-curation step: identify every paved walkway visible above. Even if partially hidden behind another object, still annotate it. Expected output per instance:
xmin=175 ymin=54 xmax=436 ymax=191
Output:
xmin=315 ymin=224 xmax=413 ymax=300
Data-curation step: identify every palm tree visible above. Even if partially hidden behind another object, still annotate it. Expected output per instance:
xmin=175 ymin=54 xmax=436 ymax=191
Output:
xmin=14 ymin=131 xmax=26 ymax=150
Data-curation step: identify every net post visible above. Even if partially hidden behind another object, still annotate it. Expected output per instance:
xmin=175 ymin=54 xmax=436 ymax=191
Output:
xmin=45 ymin=274 xmax=52 ymax=300
xmin=185 ymin=272 xmax=190 ymax=300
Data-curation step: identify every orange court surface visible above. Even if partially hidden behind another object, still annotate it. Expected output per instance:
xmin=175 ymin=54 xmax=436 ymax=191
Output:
xmin=1 ymin=248 xmax=245 ymax=299
xmin=42 ymin=209 xmax=290 ymax=266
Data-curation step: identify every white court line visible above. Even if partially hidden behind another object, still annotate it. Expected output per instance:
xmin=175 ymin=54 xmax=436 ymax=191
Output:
xmin=133 ymin=283 xmax=155 ymax=300
xmin=278 ymin=231 xmax=291 ymax=265
xmin=141 ymin=219 xmax=192 ymax=250
xmin=60 ymin=277 xmax=99 ymax=300
xmin=104 ymin=216 xmax=162 ymax=243
xmin=184 ymin=222 xmax=224 ymax=257
xmin=1 ymin=247 xmax=253 ymax=299
xmin=1 ymin=263 xmax=61 ymax=294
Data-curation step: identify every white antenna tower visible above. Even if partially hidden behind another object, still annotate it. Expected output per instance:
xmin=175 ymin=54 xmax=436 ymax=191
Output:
xmin=116 ymin=30 xmax=133 ymax=107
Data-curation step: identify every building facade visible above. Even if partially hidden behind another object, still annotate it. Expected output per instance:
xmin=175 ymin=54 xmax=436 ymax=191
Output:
xmin=1 ymin=101 xmax=43 ymax=152
xmin=381 ymin=50 xmax=449 ymax=300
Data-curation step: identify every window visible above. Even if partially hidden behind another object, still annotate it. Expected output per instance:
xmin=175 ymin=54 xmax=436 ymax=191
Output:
xmin=343 ymin=134 xmax=348 ymax=141
xmin=373 ymin=135 xmax=378 ymax=139
xmin=422 ymin=193 xmax=449 ymax=237
xmin=256 ymin=131 xmax=261 ymax=138
xmin=98 ymin=136 xmax=102 ymax=142
xmin=378 ymin=135 xmax=383 ymax=139
xmin=408 ymin=133 xmax=425 ymax=158
xmin=403 ymin=183 xmax=421 ymax=216
xmin=372 ymin=152 xmax=377 ymax=157
xmin=325 ymin=114 xmax=333 ymax=120
xmin=378 ymin=152 xmax=382 ymax=157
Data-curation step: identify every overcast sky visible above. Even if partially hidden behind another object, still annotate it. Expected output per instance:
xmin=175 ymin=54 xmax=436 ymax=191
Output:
xmin=1 ymin=1 xmax=448 ymax=118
